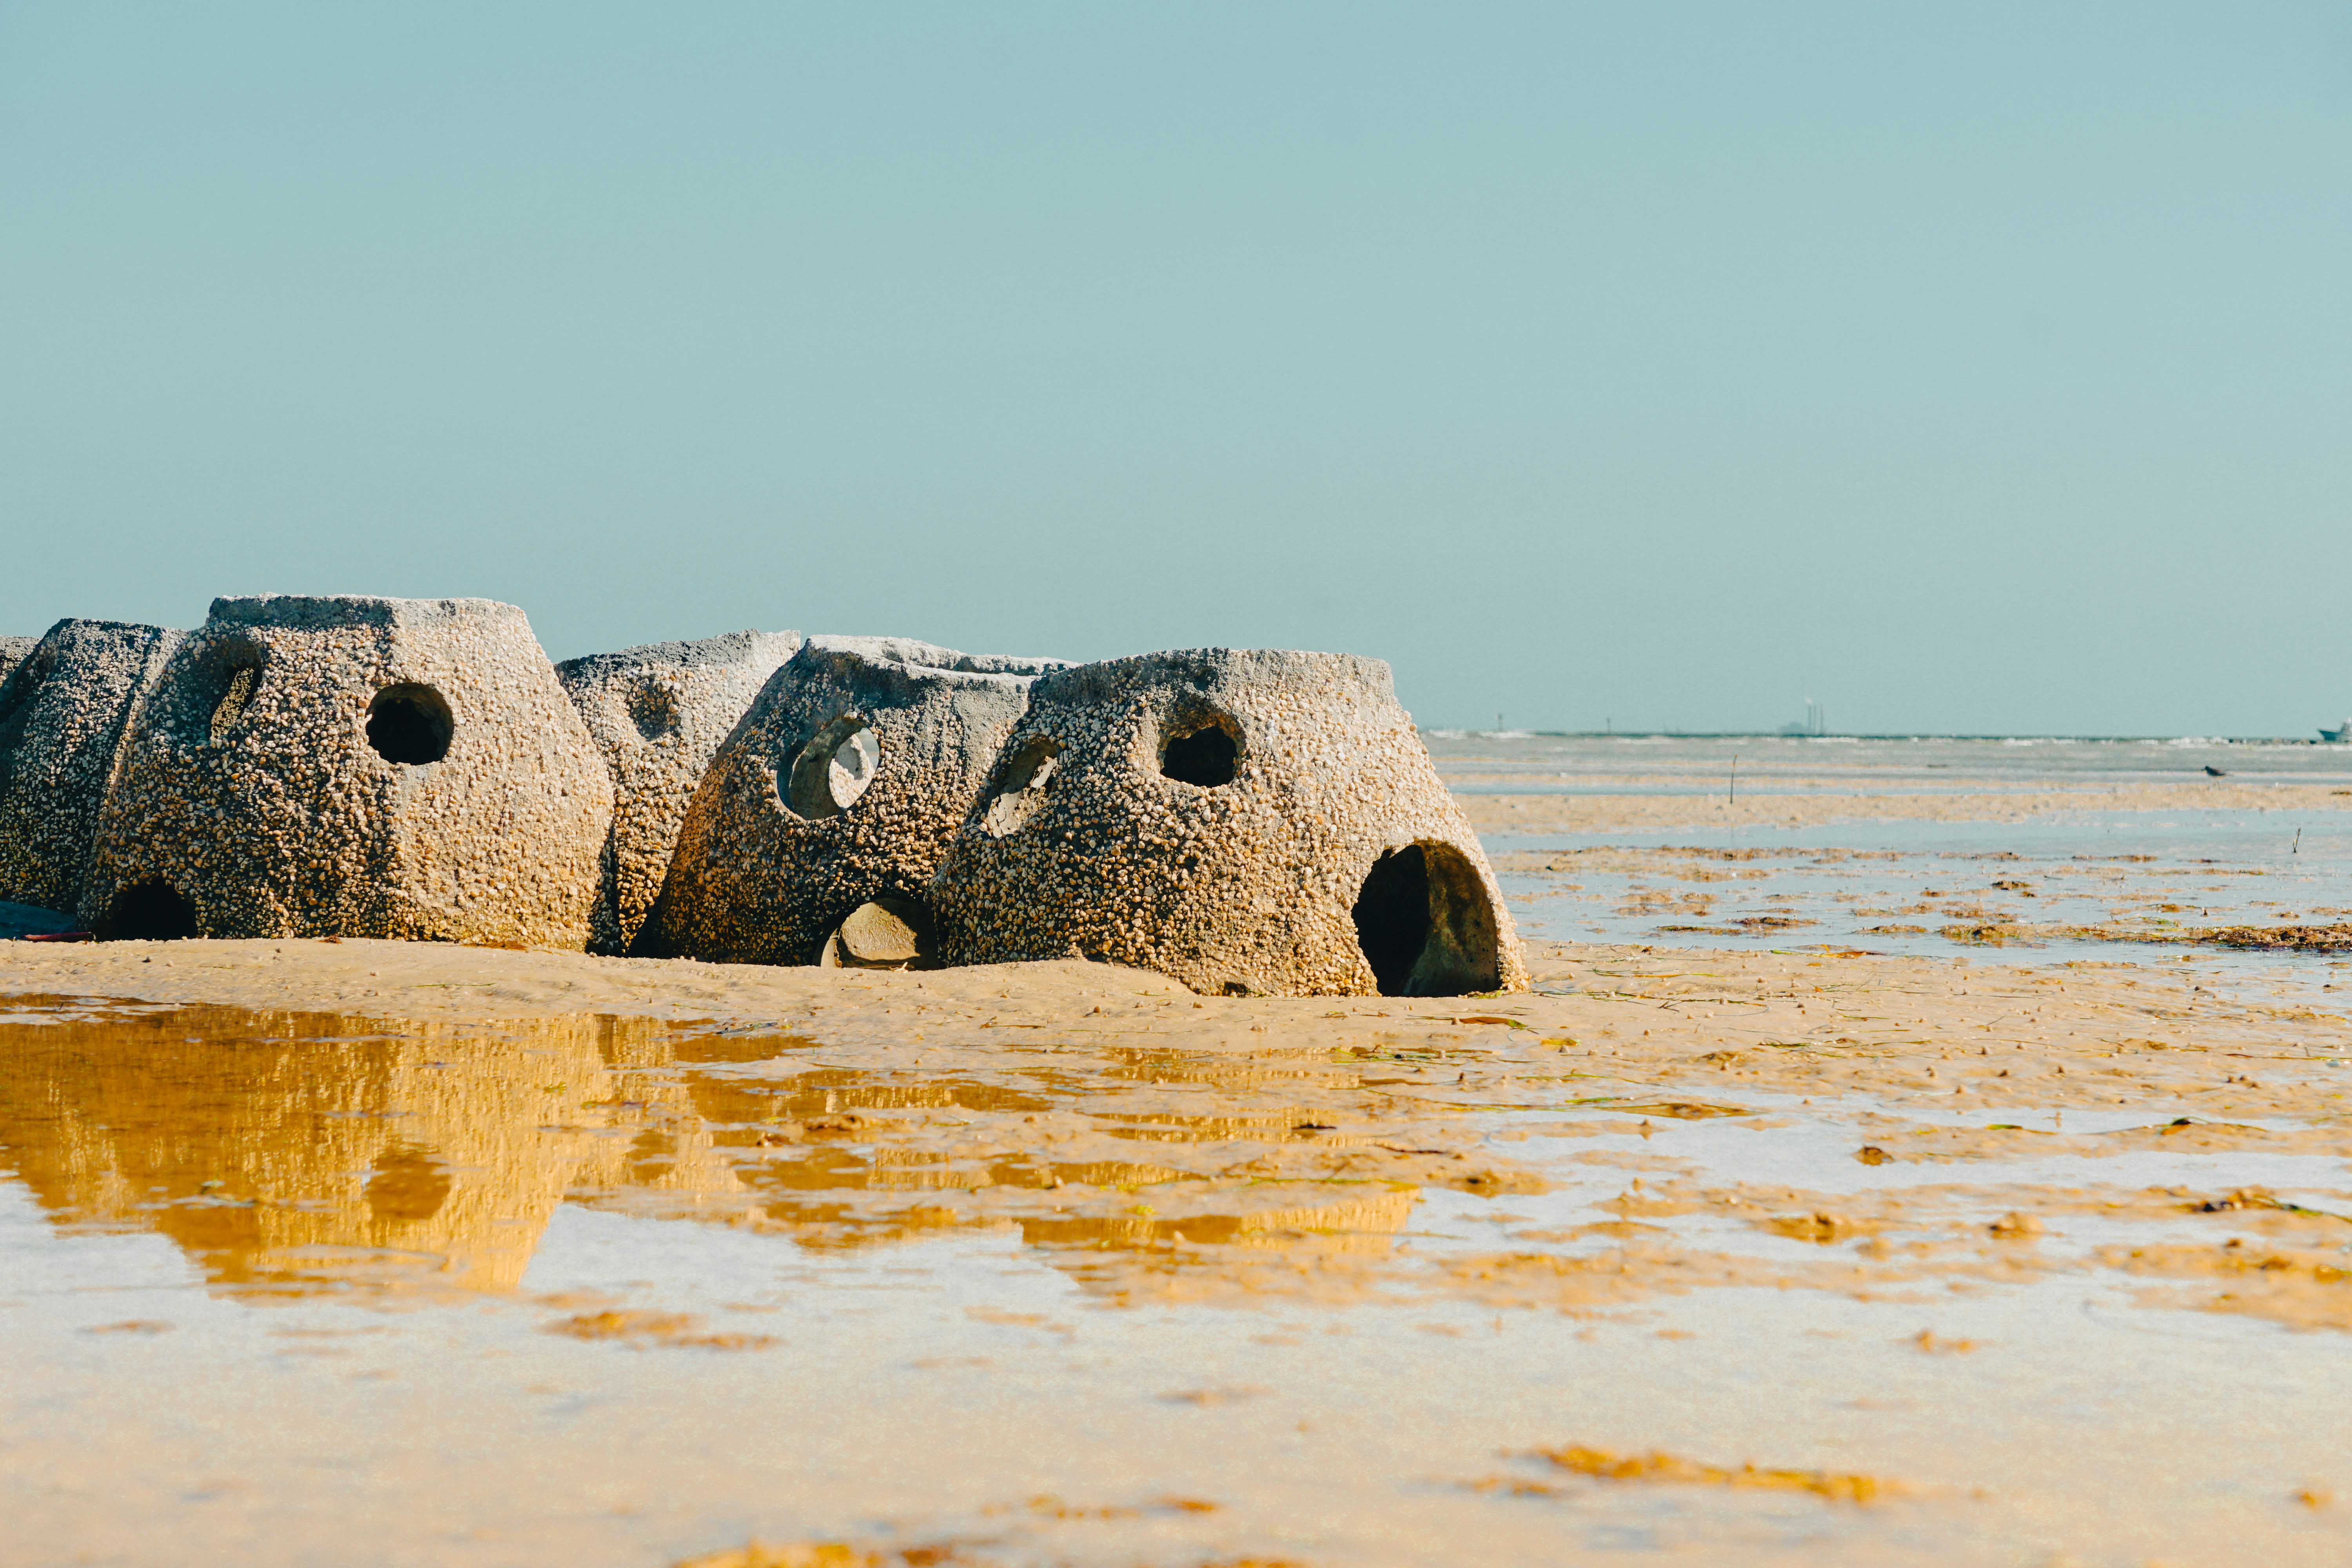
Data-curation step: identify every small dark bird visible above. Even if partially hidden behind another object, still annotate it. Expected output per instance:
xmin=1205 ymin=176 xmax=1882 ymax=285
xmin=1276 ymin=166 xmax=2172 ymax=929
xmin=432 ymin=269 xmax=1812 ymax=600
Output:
xmin=2204 ymin=765 xmax=2228 ymax=777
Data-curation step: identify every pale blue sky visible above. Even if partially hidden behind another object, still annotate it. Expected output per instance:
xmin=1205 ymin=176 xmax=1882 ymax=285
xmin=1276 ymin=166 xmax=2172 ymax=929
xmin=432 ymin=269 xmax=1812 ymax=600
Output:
xmin=2 ymin=3 xmax=2347 ymax=734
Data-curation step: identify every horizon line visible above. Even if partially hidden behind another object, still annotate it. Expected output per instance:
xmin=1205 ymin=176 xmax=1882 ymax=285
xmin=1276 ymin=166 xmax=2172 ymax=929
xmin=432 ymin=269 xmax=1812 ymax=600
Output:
xmin=1418 ymin=729 xmax=2345 ymax=745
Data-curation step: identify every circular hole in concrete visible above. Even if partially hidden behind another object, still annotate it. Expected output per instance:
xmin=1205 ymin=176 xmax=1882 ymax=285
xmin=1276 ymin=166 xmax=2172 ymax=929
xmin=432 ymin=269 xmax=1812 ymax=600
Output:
xmin=367 ymin=684 xmax=454 ymax=765
xmin=786 ymin=715 xmax=879 ymax=818
xmin=1352 ymin=841 xmax=1502 ymax=997
xmin=208 ymin=662 xmax=261 ymax=746
xmin=981 ymin=737 xmax=1062 ymax=837
xmin=817 ymin=897 xmax=938 ymax=970
xmin=1160 ymin=718 xmax=1239 ymax=788
xmin=100 ymin=878 xmax=198 ymax=941
xmin=626 ymin=679 xmax=679 ymax=742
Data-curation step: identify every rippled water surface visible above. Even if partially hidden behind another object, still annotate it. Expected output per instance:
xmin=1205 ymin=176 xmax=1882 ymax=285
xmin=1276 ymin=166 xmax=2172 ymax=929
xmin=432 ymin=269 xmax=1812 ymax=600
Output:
xmin=5 ymin=985 xmax=2350 ymax=1566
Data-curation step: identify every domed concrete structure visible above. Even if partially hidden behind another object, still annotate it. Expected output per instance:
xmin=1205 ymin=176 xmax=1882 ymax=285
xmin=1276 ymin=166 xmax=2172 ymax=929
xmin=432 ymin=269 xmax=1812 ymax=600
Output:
xmin=557 ymin=630 xmax=802 ymax=955
xmin=0 ymin=619 xmax=182 ymax=917
xmin=0 ymin=635 xmax=34 ymax=687
xmin=641 ymin=637 xmax=1069 ymax=967
xmin=931 ymin=648 xmax=1527 ymax=998
xmin=87 ymin=595 xmax=612 ymax=945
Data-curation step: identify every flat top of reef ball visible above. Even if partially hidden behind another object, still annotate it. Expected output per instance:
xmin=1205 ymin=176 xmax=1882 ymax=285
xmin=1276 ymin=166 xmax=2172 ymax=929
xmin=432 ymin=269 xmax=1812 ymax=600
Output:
xmin=2 ymin=618 xmax=184 ymax=708
xmin=1026 ymin=646 xmax=1396 ymax=702
xmin=18 ymin=616 xmax=178 ymax=644
xmin=556 ymin=630 xmax=801 ymax=681
xmin=797 ymin=635 xmax=1073 ymax=681
xmin=207 ymin=595 xmax=534 ymax=631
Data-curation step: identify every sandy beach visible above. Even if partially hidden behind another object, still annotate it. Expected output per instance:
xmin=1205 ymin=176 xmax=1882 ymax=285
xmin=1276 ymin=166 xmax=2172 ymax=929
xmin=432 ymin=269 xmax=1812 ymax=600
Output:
xmin=7 ymin=791 xmax=2352 ymax=1567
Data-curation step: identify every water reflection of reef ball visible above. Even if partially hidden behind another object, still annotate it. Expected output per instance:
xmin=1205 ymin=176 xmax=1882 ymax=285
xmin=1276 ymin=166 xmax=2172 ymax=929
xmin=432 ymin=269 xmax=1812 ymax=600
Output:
xmin=0 ymin=1005 xmax=706 ymax=1293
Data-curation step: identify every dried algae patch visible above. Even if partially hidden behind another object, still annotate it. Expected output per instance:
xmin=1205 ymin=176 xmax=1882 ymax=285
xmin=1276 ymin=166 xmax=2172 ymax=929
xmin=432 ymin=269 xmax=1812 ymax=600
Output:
xmin=678 ymin=1545 xmax=1289 ymax=1568
xmin=2198 ymin=923 xmax=2352 ymax=953
xmin=671 ymin=1494 xmax=1254 ymax=1568
xmin=1530 ymin=1443 xmax=1901 ymax=1504
xmin=2097 ymin=1241 xmax=2352 ymax=1333
xmin=675 ymin=1546 xmax=891 ymax=1568
xmin=546 ymin=1309 xmax=778 ymax=1350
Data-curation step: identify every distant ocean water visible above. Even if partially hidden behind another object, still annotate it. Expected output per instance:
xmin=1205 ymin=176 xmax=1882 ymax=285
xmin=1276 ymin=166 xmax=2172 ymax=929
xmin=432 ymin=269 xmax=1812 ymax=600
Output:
xmin=1427 ymin=732 xmax=2352 ymax=988
xmin=1423 ymin=731 xmax=2352 ymax=783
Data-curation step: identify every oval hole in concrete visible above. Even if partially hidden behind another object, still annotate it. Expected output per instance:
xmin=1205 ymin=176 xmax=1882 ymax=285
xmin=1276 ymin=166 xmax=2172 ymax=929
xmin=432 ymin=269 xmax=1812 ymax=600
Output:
xmin=786 ymin=715 xmax=879 ymax=818
xmin=981 ymin=737 xmax=1061 ymax=836
xmin=208 ymin=663 xmax=261 ymax=746
xmin=1352 ymin=841 xmax=1501 ymax=996
xmin=100 ymin=878 xmax=198 ymax=941
xmin=1160 ymin=719 xmax=1238 ymax=787
xmin=367 ymin=684 xmax=454 ymax=765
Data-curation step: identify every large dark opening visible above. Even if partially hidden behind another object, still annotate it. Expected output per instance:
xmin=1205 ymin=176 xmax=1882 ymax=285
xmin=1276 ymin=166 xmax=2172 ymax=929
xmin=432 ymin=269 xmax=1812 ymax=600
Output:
xmin=101 ymin=879 xmax=198 ymax=941
xmin=367 ymin=683 xmax=454 ymax=765
xmin=1353 ymin=845 xmax=1432 ymax=995
xmin=1352 ymin=840 xmax=1503 ymax=997
xmin=1160 ymin=721 xmax=1238 ymax=787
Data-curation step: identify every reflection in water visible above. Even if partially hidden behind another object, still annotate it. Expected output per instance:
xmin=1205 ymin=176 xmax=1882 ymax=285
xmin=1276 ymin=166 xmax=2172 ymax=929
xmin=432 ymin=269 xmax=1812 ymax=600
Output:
xmin=0 ymin=1000 xmax=1426 ymax=1298
xmin=0 ymin=1002 xmax=709 ymax=1292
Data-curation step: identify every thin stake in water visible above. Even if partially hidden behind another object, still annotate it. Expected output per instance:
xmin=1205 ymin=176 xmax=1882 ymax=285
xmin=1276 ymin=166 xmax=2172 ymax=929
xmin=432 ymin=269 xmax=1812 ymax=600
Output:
xmin=1730 ymin=753 xmax=1738 ymax=805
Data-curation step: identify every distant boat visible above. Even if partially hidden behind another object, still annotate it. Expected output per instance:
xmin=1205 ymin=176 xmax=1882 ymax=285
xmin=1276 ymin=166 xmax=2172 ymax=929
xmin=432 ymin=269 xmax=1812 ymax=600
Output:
xmin=2324 ymin=719 xmax=2352 ymax=743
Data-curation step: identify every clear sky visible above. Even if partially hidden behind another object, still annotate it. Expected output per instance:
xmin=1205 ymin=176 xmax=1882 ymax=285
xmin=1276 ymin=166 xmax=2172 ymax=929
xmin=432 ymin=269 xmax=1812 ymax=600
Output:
xmin=2 ymin=3 xmax=2347 ymax=735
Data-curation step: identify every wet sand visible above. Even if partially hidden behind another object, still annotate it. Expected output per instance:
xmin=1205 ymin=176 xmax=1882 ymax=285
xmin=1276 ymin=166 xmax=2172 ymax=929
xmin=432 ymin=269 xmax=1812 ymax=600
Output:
xmin=5 ymin=927 xmax=2351 ymax=1566
xmin=1458 ymin=776 xmax=2352 ymax=835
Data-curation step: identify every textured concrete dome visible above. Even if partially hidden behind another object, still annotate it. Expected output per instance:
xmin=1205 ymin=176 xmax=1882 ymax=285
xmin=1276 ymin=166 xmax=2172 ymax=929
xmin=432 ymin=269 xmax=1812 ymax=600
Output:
xmin=87 ymin=595 xmax=612 ymax=945
xmin=641 ymin=636 xmax=1069 ymax=966
xmin=558 ymin=630 xmax=802 ymax=955
xmin=0 ymin=619 xmax=183 ymax=918
xmin=931 ymin=647 xmax=1527 ymax=998
xmin=0 ymin=636 xmax=34 ymax=688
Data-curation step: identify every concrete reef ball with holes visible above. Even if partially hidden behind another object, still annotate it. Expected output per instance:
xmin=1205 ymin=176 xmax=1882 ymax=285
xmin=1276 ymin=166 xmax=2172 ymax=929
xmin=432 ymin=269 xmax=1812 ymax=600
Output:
xmin=640 ymin=636 xmax=1071 ymax=967
xmin=0 ymin=634 xmax=38 ymax=690
xmin=0 ymin=618 xmax=183 ymax=917
xmin=87 ymin=595 xmax=613 ymax=946
xmin=557 ymin=628 xmax=804 ymax=956
xmin=931 ymin=647 xmax=1527 ymax=998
